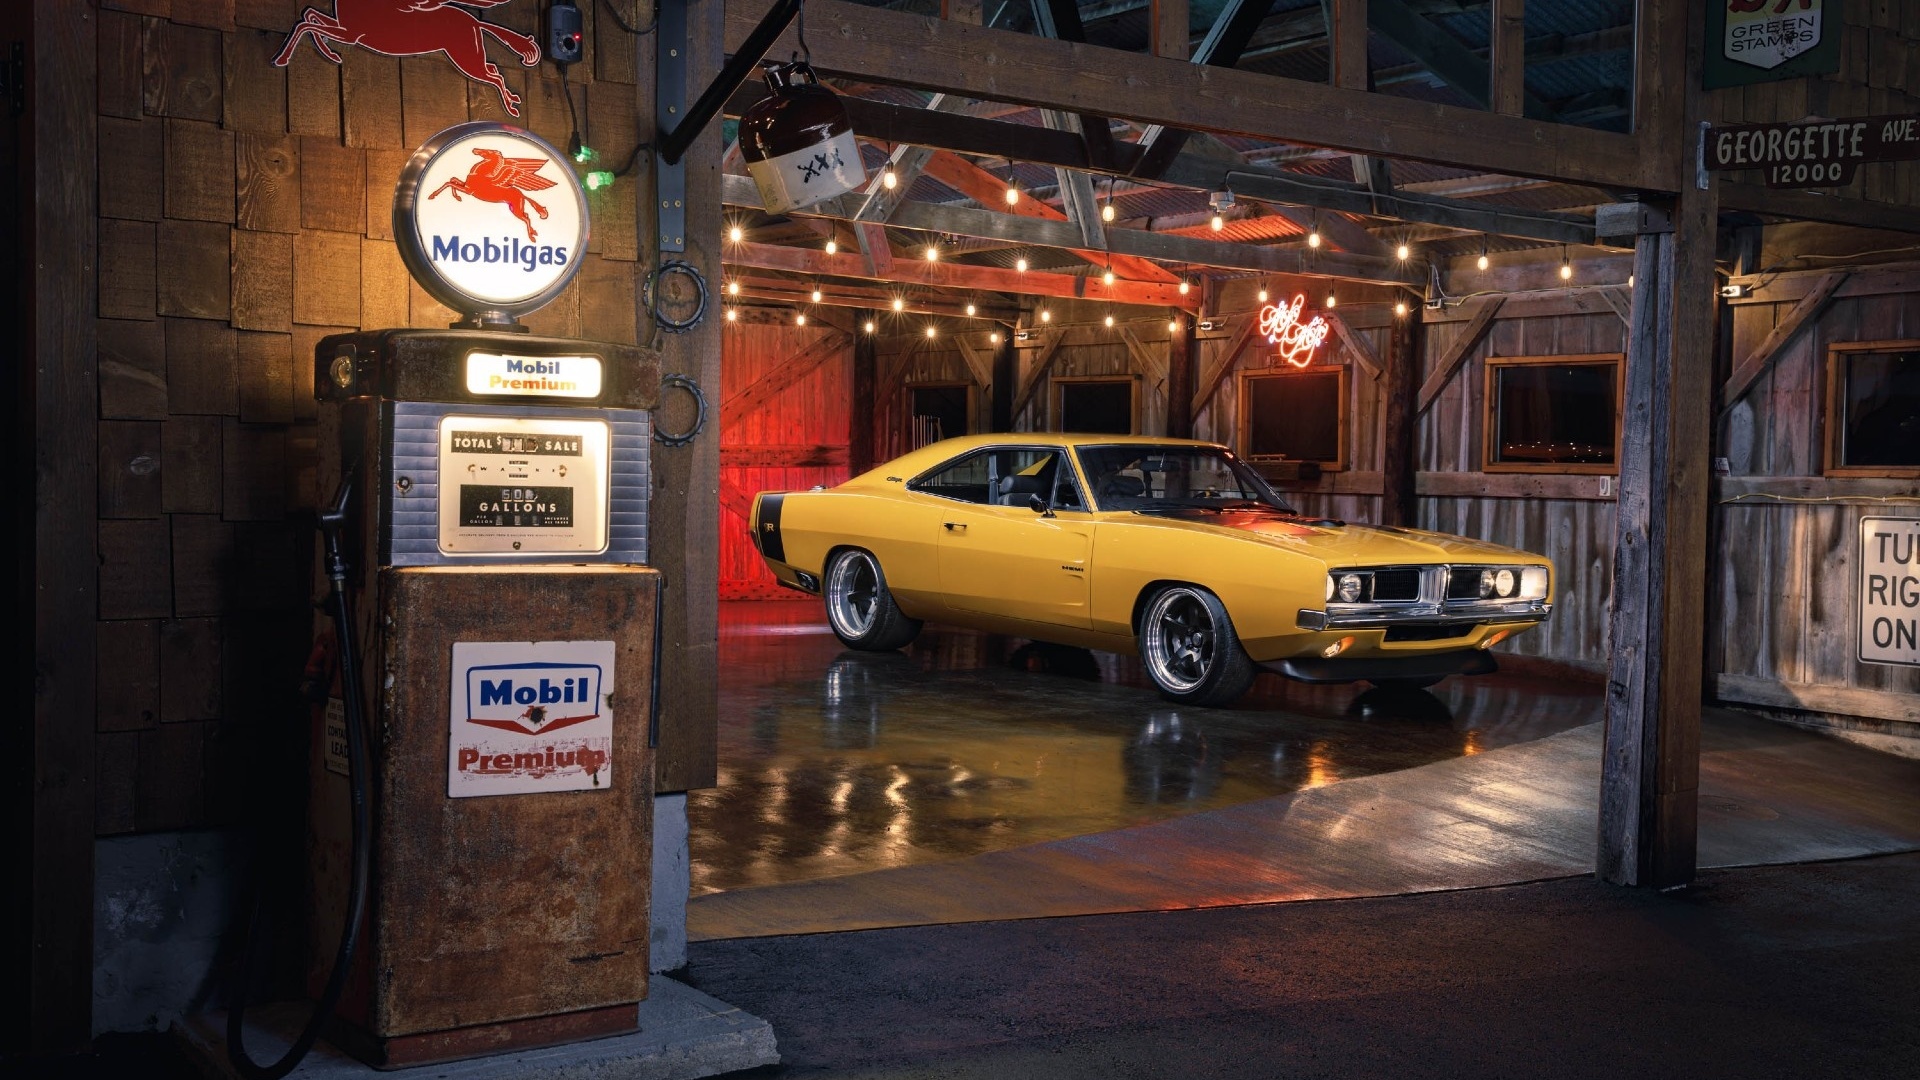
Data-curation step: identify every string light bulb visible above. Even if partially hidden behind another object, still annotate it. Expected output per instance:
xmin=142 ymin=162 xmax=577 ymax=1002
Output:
xmin=1394 ymin=301 xmax=1408 ymax=317
xmin=1178 ymin=278 xmax=1191 ymax=296
xmin=990 ymin=332 xmax=1001 ymax=344
xmin=1258 ymin=285 xmax=1269 ymax=303
xmin=810 ymin=286 xmax=823 ymax=302
xmin=925 ymin=325 xmax=937 ymax=338
xmin=925 ymin=244 xmax=939 ymax=262
xmin=1308 ymin=212 xmax=1322 ymax=249
xmin=863 ymin=319 xmax=876 ymax=333
xmin=1004 ymin=160 xmax=1021 ymax=206
xmin=725 ymin=307 xmax=737 ymax=321
xmin=892 ymin=297 xmax=905 ymax=312
xmin=1168 ymin=318 xmax=1181 ymax=333
xmin=727 ymin=279 xmax=741 ymax=296
xmin=1102 ymin=177 xmax=1117 ymax=222
xmin=825 ymin=239 xmax=838 ymax=255
xmin=1015 ymin=257 xmax=1029 ymax=273
xmin=1325 ymin=292 xmax=1338 ymax=308
xmin=1477 ymin=237 xmax=1490 ymax=272
xmin=1039 ymin=308 xmax=1052 ymax=323
xmin=965 ymin=303 xmax=977 ymax=316
xmin=1559 ymin=245 xmax=1573 ymax=281
xmin=1210 ymin=212 xmax=1225 ymax=231
xmin=1396 ymin=242 xmax=1411 ymax=261
xmin=1104 ymin=313 xmax=1115 ymax=327
xmin=795 ymin=312 xmax=807 ymax=326
xmin=728 ymin=224 xmax=744 ymax=243
xmin=1103 ymin=268 xmax=1116 ymax=287
xmin=881 ymin=163 xmax=897 ymax=190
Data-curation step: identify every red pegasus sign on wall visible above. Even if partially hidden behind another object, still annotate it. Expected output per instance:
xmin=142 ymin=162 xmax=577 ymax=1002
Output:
xmin=273 ymin=0 xmax=542 ymax=117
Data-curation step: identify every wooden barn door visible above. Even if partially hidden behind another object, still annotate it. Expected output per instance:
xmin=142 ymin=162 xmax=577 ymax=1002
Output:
xmin=719 ymin=311 xmax=855 ymax=599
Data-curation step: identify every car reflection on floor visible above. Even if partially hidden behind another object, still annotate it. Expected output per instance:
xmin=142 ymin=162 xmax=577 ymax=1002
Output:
xmin=691 ymin=601 xmax=1604 ymax=897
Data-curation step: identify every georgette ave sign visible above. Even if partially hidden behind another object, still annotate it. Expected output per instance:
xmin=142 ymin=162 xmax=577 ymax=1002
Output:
xmin=394 ymin=122 xmax=591 ymax=322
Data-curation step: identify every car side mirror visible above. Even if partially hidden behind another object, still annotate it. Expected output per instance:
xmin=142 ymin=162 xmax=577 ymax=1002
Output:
xmin=1027 ymin=493 xmax=1055 ymax=518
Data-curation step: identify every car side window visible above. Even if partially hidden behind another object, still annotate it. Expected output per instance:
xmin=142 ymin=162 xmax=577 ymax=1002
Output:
xmin=908 ymin=450 xmax=994 ymax=504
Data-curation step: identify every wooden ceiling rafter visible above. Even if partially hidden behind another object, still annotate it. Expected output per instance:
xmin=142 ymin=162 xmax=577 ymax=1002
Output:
xmin=727 ymin=240 xmax=1203 ymax=310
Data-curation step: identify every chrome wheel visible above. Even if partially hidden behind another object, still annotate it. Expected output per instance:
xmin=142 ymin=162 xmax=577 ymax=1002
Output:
xmin=826 ymin=550 xmax=882 ymax=639
xmin=1143 ymin=587 xmax=1217 ymax=694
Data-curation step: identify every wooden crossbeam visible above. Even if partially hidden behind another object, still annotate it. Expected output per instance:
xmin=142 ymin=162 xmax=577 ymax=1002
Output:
xmin=718 ymin=480 xmax=756 ymax=524
xmin=1721 ymin=271 xmax=1848 ymax=410
xmin=1191 ymin=314 xmax=1261 ymax=417
xmin=722 ymin=330 xmax=854 ymax=430
xmin=1598 ymin=284 xmax=1632 ymax=325
xmin=722 ymin=444 xmax=851 ymax=468
xmin=1415 ymin=294 xmax=1504 ymax=414
xmin=954 ymin=337 xmax=995 ymax=389
xmin=728 ymin=241 xmax=1199 ymax=309
xmin=1490 ymin=0 xmax=1527 ymax=117
xmin=1184 ymin=133 xmax=1388 ymax=255
xmin=1033 ymin=0 xmax=1121 ymax=171
xmin=877 ymin=337 xmax=926 ymax=397
xmin=1131 ymin=0 xmax=1273 ymax=178
xmin=1326 ymin=310 xmax=1383 ymax=380
xmin=726 ymin=0 xmax=1658 ymax=191
xmin=1012 ymin=329 xmax=1070 ymax=418
xmin=1120 ymin=325 xmax=1170 ymax=387
xmin=919 ymin=151 xmax=1179 ymax=283
xmin=1370 ymin=0 xmax=1552 ymax=119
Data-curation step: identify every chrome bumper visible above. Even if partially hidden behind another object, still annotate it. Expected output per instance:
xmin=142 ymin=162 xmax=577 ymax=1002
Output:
xmin=1296 ymin=599 xmax=1551 ymax=631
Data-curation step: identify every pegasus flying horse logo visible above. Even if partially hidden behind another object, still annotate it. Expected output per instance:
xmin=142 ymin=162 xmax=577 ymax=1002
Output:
xmin=429 ymin=148 xmax=558 ymax=241
xmin=272 ymin=1 xmax=541 ymax=117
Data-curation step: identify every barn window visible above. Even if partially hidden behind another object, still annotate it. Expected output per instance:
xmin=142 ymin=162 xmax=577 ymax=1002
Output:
xmin=1482 ymin=354 xmax=1622 ymax=473
xmin=1239 ymin=368 xmax=1348 ymax=470
xmin=1826 ymin=341 xmax=1920 ymax=476
xmin=909 ymin=383 xmax=971 ymax=449
xmin=1053 ymin=377 xmax=1138 ymax=434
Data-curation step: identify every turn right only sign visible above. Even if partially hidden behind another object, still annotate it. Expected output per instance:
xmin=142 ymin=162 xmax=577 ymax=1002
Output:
xmin=1860 ymin=517 xmax=1920 ymax=667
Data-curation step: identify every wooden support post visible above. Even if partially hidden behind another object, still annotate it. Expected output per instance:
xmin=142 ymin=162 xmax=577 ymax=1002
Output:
xmin=26 ymin=0 xmax=99 ymax=1051
xmin=991 ymin=332 xmax=1015 ymax=432
xmin=1491 ymin=0 xmax=1526 ymax=117
xmin=1151 ymin=0 xmax=1190 ymax=60
xmin=1599 ymin=185 xmax=1720 ymax=888
xmin=1380 ymin=313 xmax=1420 ymax=527
xmin=851 ymin=314 xmax=877 ymax=472
xmin=1168 ymin=318 xmax=1195 ymax=438
xmin=1328 ymin=0 xmax=1369 ymax=91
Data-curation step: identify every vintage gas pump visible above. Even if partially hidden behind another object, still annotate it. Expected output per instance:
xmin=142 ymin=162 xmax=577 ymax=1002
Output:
xmin=231 ymin=122 xmax=663 ymax=1073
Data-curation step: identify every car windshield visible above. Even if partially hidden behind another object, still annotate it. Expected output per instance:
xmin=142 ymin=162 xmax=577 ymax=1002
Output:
xmin=1074 ymin=444 xmax=1295 ymax=514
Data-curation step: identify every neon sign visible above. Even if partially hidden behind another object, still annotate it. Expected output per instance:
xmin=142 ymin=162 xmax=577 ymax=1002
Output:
xmin=1257 ymin=294 xmax=1331 ymax=367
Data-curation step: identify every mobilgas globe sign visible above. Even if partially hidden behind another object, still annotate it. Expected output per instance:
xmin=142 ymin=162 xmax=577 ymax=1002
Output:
xmin=394 ymin=122 xmax=589 ymax=322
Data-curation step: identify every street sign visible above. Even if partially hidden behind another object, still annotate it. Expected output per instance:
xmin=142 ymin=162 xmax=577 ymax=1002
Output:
xmin=1705 ymin=114 xmax=1920 ymax=188
xmin=1859 ymin=517 xmax=1920 ymax=669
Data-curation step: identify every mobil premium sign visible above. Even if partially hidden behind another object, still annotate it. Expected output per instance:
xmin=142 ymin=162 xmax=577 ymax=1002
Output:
xmin=449 ymin=640 xmax=616 ymax=797
xmin=395 ymin=122 xmax=590 ymax=322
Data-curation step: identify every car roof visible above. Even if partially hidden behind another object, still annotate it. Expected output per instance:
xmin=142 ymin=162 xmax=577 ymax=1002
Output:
xmin=845 ymin=433 xmax=1231 ymax=487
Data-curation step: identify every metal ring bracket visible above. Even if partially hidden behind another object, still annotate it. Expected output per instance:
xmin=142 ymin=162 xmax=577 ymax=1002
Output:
xmin=653 ymin=373 xmax=709 ymax=446
xmin=645 ymin=259 xmax=709 ymax=333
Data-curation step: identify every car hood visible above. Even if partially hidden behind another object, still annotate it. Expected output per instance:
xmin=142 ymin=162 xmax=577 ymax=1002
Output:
xmin=1126 ymin=511 xmax=1542 ymax=565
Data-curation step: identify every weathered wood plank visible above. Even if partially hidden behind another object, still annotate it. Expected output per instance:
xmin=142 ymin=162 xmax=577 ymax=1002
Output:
xmin=98 ymin=9 xmax=145 ymax=120
xmin=222 ymin=421 xmax=287 ymax=521
xmin=285 ymin=50 xmax=342 ymax=140
xmin=143 ymin=17 xmax=222 ymax=122
xmin=1714 ymin=673 xmax=1920 ymax=724
xmin=300 ymin=137 xmax=366 ymax=234
xmin=100 ymin=219 xmax=157 ymax=320
xmin=99 ymin=520 xmax=173 ymax=620
xmin=156 ymin=220 xmax=231 ymax=320
xmin=340 ymin=49 xmax=403 ymax=149
xmin=293 ymin=230 xmax=363 ymax=327
xmin=230 ymin=229 xmax=293 ymax=332
xmin=1415 ymin=295 xmax=1503 ymax=414
xmin=1190 ymin=314 xmax=1257 ymax=418
xmin=164 ymin=118 xmax=236 ymax=222
xmin=171 ymin=514 xmax=235 ymax=616
xmin=99 ymin=318 xmax=169 ymax=419
xmin=222 ymin=28 xmax=287 ymax=134
xmin=164 ymin=317 xmax=238 ymax=415
xmin=1490 ymin=0 xmax=1526 ymax=117
xmin=162 ymin=415 xmax=223 ymax=514
xmin=1721 ymin=271 xmax=1847 ymax=409
xmin=722 ymin=445 xmax=852 ymax=468
xmin=235 ymin=133 xmax=300 ymax=233
xmin=236 ymin=330 xmax=293 ymax=424
xmin=97 ymin=620 xmax=161 ymax=733
xmin=723 ymin=332 xmax=854 ymax=430
xmin=359 ymin=238 xmax=412 ymax=332
xmin=100 ymin=116 xmax=164 ymax=221
xmin=159 ymin=617 xmax=223 ymax=721
xmin=1326 ymin=309 xmax=1383 ymax=380
xmin=99 ymin=420 xmax=164 ymax=520
xmin=1011 ymin=329 xmax=1068 ymax=419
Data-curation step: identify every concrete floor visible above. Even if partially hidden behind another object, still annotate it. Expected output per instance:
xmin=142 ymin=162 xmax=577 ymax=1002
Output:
xmin=692 ymin=602 xmax=1920 ymax=941
xmin=694 ymin=601 xmax=1604 ymax=897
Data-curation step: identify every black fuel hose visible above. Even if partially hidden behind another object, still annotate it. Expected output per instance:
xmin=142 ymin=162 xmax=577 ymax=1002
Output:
xmin=226 ymin=475 xmax=372 ymax=1079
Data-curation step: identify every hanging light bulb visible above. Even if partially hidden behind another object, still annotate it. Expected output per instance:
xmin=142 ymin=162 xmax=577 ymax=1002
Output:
xmin=925 ymin=244 xmax=939 ymax=262
xmin=1210 ymin=212 xmax=1224 ymax=231
xmin=825 ymin=239 xmax=838 ymax=255
xmin=965 ymin=303 xmax=977 ymax=317
xmin=1560 ymin=245 xmax=1573 ymax=281
xmin=1477 ymin=237 xmax=1490 ymax=272
xmin=1258 ymin=284 xmax=1269 ymax=303
xmin=1308 ymin=211 xmax=1322 ymax=249
xmin=1015 ymin=257 xmax=1029 ymax=273
xmin=925 ymin=325 xmax=937 ymax=338
xmin=1394 ymin=301 xmax=1408 ymax=317
xmin=1004 ymin=162 xmax=1020 ymax=205
xmin=1104 ymin=313 xmax=1115 ymax=327
xmin=863 ymin=319 xmax=876 ymax=333
xmin=990 ymin=332 xmax=1001 ymax=344
xmin=1396 ymin=243 xmax=1411 ymax=261
xmin=728 ymin=224 xmax=744 ymax=243
xmin=881 ymin=163 xmax=897 ymax=190
xmin=1325 ymin=292 xmax=1338 ymax=308
xmin=795 ymin=312 xmax=807 ymax=325
xmin=727 ymin=279 xmax=741 ymax=296
xmin=810 ymin=286 xmax=823 ymax=302
xmin=725 ymin=307 xmax=738 ymax=321
xmin=892 ymin=296 xmax=905 ymax=312
xmin=1102 ymin=177 xmax=1117 ymax=222
xmin=1178 ymin=278 xmax=1191 ymax=296
xmin=1103 ymin=268 xmax=1116 ymax=287
xmin=1168 ymin=318 xmax=1181 ymax=333
xmin=1039 ymin=308 xmax=1052 ymax=323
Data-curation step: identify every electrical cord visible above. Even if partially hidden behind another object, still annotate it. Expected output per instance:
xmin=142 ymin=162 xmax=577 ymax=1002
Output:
xmin=226 ymin=475 xmax=372 ymax=1080
xmin=597 ymin=0 xmax=658 ymax=35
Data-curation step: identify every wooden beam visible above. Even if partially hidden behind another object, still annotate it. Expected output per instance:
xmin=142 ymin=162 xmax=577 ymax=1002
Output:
xmin=1380 ymin=315 xmax=1420 ymax=525
xmin=1191 ymin=313 xmax=1261 ymax=417
xmin=852 ymin=316 xmax=878 ymax=472
xmin=1490 ymin=0 xmax=1526 ymax=117
xmin=1414 ymin=295 xmax=1504 ymax=414
xmin=1151 ymin=0 xmax=1189 ymax=60
xmin=728 ymin=240 xmax=1199 ymax=309
xmin=1326 ymin=310 xmax=1383 ymax=380
xmin=1184 ymin=133 xmax=1389 ymax=255
xmin=724 ymin=0 xmax=1663 ymax=191
xmin=1714 ymin=674 xmax=1920 ymax=726
xmin=1012 ymin=329 xmax=1070 ymax=419
xmin=721 ymin=331 xmax=854 ymax=430
xmin=27 ymin=0 xmax=98 ymax=1051
xmin=918 ymin=151 xmax=1178 ymax=283
xmin=1369 ymin=0 xmax=1551 ymax=118
xmin=856 ymin=221 xmax=895 ymax=276
xmin=954 ymin=336 xmax=995 ymax=389
xmin=1120 ymin=325 xmax=1171 ymax=387
xmin=876 ymin=337 xmax=926 ymax=402
xmin=1719 ymin=271 xmax=1847 ymax=410
xmin=721 ymin=444 xmax=851 ymax=468
xmin=1328 ymin=0 xmax=1369 ymax=90
xmin=1416 ymin=470 xmax=1616 ymax=501
xmin=1132 ymin=0 xmax=1275 ymax=178
xmin=1598 ymin=284 xmax=1632 ymax=325
xmin=1031 ymin=0 xmax=1121 ymax=172
xmin=1717 ymin=181 xmax=1920 ymax=236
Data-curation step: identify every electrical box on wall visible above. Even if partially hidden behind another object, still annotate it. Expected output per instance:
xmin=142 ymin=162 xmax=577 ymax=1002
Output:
xmin=547 ymin=0 xmax=584 ymax=65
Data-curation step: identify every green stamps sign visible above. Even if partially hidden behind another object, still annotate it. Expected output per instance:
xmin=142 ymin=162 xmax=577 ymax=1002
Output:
xmin=1704 ymin=0 xmax=1841 ymax=90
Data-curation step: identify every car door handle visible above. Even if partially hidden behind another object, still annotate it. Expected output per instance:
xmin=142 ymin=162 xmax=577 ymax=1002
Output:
xmin=943 ymin=522 xmax=966 ymax=532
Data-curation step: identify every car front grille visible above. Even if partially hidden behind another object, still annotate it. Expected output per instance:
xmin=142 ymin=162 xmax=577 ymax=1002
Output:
xmin=1445 ymin=567 xmax=1488 ymax=600
xmin=1370 ymin=569 xmax=1422 ymax=602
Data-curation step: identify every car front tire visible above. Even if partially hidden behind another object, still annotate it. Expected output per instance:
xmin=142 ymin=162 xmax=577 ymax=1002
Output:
xmin=824 ymin=549 xmax=922 ymax=651
xmin=1138 ymin=585 xmax=1257 ymax=706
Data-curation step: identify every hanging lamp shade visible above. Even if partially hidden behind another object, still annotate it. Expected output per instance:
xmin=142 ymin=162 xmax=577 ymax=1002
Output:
xmin=739 ymin=61 xmax=866 ymax=214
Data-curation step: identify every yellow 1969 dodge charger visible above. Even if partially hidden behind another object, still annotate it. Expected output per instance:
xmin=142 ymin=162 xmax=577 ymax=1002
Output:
xmin=750 ymin=434 xmax=1553 ymax=706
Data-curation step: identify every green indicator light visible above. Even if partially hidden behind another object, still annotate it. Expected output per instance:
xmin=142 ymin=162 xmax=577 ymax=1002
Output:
xmin=586 ymin=171 xmax=615 ymax=190
xmin=573 ymin=144 xmax=597 ymax=164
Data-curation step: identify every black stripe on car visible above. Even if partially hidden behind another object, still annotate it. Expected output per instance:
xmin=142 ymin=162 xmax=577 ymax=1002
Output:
xmin=756 ymin=493 xmax=786 ymax=561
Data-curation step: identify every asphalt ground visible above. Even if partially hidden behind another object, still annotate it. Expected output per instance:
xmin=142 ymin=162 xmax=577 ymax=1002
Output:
xmin=681 ymin=853 xmax=1920 ymax=1080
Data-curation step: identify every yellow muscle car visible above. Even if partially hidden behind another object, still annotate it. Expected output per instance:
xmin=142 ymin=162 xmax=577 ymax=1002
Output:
xmin=750 ymin=434 xmax=1553 ymax=706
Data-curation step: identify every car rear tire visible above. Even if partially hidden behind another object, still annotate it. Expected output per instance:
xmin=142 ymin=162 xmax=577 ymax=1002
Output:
xmin=824 ymin=549 xmax=922 ymax=652
xmin=1138 ymin=585 xmax=1256 ymax=706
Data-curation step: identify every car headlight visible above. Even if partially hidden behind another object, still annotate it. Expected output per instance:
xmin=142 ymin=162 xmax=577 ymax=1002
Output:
xmin=1493 ymin=568 xmax=1516 ymax=597
xmin=1325 ymin=575 xmax=1334 ymax=602
xmin=1520 ymin=566 xmax=1549 ymax=600
xmin=1337 ymin=573 xmax=1363 ymax=603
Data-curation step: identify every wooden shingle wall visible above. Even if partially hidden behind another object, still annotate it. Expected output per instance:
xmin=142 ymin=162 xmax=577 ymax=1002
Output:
xmin=92 ymin=0 xmax=644 ymax=836
xmin=1709 ymin=0 xmax=1920 ymax=208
